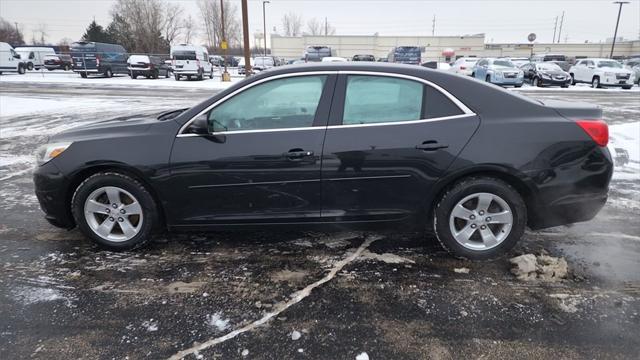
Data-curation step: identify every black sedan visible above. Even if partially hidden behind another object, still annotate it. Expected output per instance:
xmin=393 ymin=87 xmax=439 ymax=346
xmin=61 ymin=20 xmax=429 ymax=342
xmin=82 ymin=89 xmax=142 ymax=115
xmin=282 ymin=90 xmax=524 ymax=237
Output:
xmin=127 ymin=55 xmax=170 ymax=79
xmin=43 ymin=54 xmax=73 ymax=71
xmin=521 ymin=62 xmax=572 ymax=87
xmin=33 ymin=63 xmax=612 ymax=259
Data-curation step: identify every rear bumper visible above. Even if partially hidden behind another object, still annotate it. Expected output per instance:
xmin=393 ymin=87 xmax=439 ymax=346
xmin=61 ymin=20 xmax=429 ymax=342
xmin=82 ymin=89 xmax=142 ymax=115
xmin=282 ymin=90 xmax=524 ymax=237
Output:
xmin=529 ymin=193 xmax=607 ymax=229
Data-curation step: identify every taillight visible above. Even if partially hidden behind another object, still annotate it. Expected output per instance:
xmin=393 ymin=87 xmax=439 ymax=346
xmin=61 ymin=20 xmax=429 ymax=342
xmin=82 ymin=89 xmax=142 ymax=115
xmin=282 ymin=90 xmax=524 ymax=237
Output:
xmin=149 ymin=63 xmax=154 ymax=69
xmin=95 ymin=56 xmax=100 ymax=66
xmin=576 ymin=120 xmax=608 ymax=147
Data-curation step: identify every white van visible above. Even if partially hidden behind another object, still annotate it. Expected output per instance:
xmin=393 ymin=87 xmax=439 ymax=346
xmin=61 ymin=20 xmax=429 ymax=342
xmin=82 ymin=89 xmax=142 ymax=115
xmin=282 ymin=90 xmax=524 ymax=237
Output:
xmin=14 ymin=46 xmax=55 ymax=70
xmin=0 ymin=42 xmax=26 ymax=75
xmin=170 ymin=44 xmax=213 ymax=81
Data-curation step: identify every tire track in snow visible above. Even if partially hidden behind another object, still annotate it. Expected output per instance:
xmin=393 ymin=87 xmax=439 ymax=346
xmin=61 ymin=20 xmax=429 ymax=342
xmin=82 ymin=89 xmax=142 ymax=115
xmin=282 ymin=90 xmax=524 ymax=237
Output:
xmin=168 ymin=234 xmax=382 ymax=360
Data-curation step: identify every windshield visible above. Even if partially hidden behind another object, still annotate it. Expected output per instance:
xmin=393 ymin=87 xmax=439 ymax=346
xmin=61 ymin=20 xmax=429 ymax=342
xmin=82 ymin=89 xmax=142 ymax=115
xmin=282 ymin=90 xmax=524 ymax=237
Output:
xmin=173 ymin=50 xmax=196 ymax=60
xmin=255 ymin=57 xmax=274 ymax=66
xmin=536 ymin=63 xmax=562 ymax=71
xmin=597 ymin=60 xmax=622 ymax=68
xmin=464 ymin=58 xmax=478 ymax=63
xmin=493 ymin=60 xmax=515 ymax=67
xmin=128 ymin=55 xmax=150 ymax=63
xmin=394 ymin=47 xmax=420 ymax=60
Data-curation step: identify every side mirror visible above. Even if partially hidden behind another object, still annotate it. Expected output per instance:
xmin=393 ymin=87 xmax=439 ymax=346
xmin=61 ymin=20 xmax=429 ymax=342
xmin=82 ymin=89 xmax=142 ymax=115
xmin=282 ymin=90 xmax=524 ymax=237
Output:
xmin=14 ymin=54 xmax=21 ymax=59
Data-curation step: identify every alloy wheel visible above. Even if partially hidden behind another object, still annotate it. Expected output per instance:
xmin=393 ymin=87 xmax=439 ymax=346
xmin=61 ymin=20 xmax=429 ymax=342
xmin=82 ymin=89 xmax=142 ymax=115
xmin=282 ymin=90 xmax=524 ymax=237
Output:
xmin=84 ymin=186 xmax=144 ymax=242
xmin=448 ymin=192 xmax=513 ymax=251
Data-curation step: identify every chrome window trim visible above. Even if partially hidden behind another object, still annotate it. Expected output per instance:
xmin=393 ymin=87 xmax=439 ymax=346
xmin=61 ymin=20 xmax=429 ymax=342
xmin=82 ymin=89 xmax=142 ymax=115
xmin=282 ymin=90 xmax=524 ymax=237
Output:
xmin=176 ymin=70 xmax=475 ymax=137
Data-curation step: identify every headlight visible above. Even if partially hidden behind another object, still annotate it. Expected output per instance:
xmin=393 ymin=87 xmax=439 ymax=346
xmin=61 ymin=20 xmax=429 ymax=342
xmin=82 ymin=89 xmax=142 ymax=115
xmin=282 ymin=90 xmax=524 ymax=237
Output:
xmin=540 ymin=72 xmax=551 ymax=78
xmin=518 ymin=70 xmax=524 ymax=77
xmin=604 ymin=72 xmax=615 ymax=77
xmin=36 ymin=142 xmax=73 ymax=166
xmin=493 ymin=71 xmax=503 ymax=77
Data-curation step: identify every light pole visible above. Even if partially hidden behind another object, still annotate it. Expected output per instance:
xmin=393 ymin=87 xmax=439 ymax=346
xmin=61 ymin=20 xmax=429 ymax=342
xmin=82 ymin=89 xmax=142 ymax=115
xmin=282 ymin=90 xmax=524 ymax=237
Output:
xmin=610 ymin=1 xmax=629 ymax=58
xmin=263 ymin=1 xmax=270 ymax=57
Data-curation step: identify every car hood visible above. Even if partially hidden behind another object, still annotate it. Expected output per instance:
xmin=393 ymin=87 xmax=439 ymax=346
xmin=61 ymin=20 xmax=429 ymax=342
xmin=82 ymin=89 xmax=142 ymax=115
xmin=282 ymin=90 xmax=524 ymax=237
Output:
xmin=49 ymin=114 xmax=159 ymax=143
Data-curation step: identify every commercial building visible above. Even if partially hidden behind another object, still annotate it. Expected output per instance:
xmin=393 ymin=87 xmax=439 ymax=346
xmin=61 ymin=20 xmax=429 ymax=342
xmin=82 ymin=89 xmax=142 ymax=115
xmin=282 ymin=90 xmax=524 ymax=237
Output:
xmin=270 ymin=33 xmax=640 ymax=61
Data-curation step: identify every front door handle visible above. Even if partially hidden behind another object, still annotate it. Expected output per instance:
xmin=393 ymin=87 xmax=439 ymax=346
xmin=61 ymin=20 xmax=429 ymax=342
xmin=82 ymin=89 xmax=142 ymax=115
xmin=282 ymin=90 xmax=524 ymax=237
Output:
xmin=284 ymin=149 xmax=314 ymax=160
xmin=416 ymin=140 xmax=449 ymax=151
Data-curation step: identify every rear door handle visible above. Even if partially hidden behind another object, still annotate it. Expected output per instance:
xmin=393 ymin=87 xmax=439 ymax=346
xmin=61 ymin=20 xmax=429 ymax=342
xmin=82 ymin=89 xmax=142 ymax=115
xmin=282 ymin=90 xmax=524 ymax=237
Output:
xmin=416 ymin=140 xmax=448 ymax=151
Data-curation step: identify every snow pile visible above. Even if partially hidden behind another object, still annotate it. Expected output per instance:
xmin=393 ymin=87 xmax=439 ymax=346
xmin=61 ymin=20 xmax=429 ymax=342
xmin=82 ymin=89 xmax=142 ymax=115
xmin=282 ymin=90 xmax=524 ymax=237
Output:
xmin=206 ymin=313 xmax=230 ymax=331
xmin=509 ymin=254 xmax=568 ymax=281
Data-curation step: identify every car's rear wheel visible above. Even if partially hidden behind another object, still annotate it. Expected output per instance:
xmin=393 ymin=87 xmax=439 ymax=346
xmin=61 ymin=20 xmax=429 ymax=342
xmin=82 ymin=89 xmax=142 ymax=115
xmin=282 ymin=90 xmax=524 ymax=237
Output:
xmin=209 ymin=69 xmax=214 ymax=79
xmin=64 ymin=64 xmax=70 ymax=71
xmin=105 ymin=68 xmax=113 ymax=78
xmin=570 ymin=73 xmax=575 ymax=85
xmin=622 ymin=85 xmax=632 ymax=90
xmin=197 ymin=69 xmax=203 ymax=81
xmin=485 ymin=75 xmax=491 ymax=83
xmin=174 ymin=73 xmax=180 ymax=81
xmin=532 ymin=77 xmax=540 ymax=87
xmin=592 ymin=76 xmax=600 ymax=88
xmin=433 ymin=177 xmax=526 ymax=260
xmin=71 ymin=172 xmax=160 ymax=250
xmin=18 ymin=64 xmax=26 ymax=74
xmin=27 ymin=62 xmax=34 ymax=70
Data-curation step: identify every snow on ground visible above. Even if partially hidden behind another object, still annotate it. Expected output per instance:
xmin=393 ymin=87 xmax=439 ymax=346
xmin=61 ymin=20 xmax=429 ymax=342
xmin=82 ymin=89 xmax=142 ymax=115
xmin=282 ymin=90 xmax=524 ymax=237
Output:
xmin=608 ymin=121 xmax=640 ymax=181
xmin=516 ymin=82 xmax=640 ymax=92
xmin=0 ymin=69 xmax=241 ymax=90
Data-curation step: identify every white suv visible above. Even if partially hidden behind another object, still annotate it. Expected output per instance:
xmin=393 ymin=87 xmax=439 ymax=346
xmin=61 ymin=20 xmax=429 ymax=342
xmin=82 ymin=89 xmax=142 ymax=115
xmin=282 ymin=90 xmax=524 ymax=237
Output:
xmin=569 ymin=58 xmax=634 ymax=89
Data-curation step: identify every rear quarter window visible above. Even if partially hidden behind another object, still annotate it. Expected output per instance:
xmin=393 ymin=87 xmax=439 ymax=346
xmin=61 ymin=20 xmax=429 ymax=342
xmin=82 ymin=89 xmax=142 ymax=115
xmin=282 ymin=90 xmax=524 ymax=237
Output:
xmin=424 ymin=86 xmax=464 ymax=119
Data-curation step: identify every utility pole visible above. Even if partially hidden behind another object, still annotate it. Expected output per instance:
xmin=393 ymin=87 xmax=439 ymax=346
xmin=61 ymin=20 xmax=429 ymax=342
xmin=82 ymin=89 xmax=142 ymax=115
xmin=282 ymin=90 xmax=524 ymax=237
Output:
xmin=220 ymin=0 xmax=230 ymax=81
xmin=610 ymin=1 xmax=629 ymax=58
xmin=262 ymin=1 xmax=269 ymax=56
xmin=557 ymin=11 xmax=564 ymax=43
xmin=241 ymin=0 xmax=252 ymax=77
xmin=552 ymin=16 xmax=558 ymax=43
xmin=325 ymin=17 xmax=328 ymax=37
xmin=432 ymin=15 xmax=435 ymax=36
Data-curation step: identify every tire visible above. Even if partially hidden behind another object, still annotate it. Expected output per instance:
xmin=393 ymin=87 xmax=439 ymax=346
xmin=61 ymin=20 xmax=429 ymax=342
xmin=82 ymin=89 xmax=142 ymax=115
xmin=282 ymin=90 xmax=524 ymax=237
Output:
xmin=27 ymin=62 xmax=33 ymax=71
xmin=17 ymin=65 xmax=25 ymax=75
xmin=47 ymin=68 xmax=54 ymax=71
xmin=485 ymin=75 xmax=491 ymax=83
xmin=105 ymin=68 xmax=113 ymax=78
xmin=622 ymin=86 xmax=632 ymax=90
xmin=187 ymin=75 xmax=192 ymax=80
xmin=64 ymin=64 xmax=70 ymax=71
xmin=209 ymin=69 xmax=214 ymax=79
xmin=592 ymin=76 xmax=600 ymax=88
xmin=174 ymin=73 xmax=180 ymax=81
xmin=153 ymin=70 xmax=159 ymax=79
xmin=80 ymin=72 xmax=87 ymax=78
xmin=197 ymin=69 xmax=203 ymax=81
xmin=71 ymin=172 xmax=160 ymax=251
xmin=570 ymin=73 xmax=575 ymax=85
xmin=514 ymin=84 xmax=522 ymax=88
xmin=432 ymin=176 xmax=527 ymax=260
xmin=165 ymin=70 xmax=170 ymax=78
xmin=532 ymin=77 xmax=541 ymax=87
xmin=132 ymin=74 xmax=137 ymax=79
xmin=561 ymin=84 xmax=569 ymax=88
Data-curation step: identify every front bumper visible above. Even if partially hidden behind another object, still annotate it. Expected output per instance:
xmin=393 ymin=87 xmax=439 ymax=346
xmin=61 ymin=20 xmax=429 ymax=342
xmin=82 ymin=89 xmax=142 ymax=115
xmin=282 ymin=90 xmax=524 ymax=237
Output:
xmin=600 ymin=75 xmax=634 ymax=86
xmin=33 ymin=161 xmax=74 ymax=229
xmin=492 ymin=77 xmax=524 ymax=86
xmin=540 ymin=77 xmax=571 ymax=86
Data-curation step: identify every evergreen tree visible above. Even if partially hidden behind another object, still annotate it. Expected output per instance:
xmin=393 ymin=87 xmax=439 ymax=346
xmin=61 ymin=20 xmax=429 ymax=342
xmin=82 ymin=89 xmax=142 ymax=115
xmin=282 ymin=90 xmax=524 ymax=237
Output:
xmin=82 ymin=20 xmax=111 ymax=42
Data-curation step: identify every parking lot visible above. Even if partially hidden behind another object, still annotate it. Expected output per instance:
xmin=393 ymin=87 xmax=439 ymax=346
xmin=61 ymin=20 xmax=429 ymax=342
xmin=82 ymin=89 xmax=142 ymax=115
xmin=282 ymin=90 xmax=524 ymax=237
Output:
xmin=1 ymin=79 xmax=639 ymax=359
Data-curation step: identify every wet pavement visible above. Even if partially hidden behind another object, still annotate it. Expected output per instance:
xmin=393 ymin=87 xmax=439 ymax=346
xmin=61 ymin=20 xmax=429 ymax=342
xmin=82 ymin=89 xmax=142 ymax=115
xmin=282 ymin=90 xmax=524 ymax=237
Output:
xmin=1 ymin=83 xmax=639 ymax=359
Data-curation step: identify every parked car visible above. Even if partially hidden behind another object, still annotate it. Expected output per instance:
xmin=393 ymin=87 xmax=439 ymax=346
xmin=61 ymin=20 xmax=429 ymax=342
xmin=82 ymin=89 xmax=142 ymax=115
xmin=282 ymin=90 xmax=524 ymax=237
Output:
xmin=321 ymin=56 xmax=347 ymax=62
xmin=507 ymin=57 xmax=530 ymax=68
xmin=43 ymin=54 xmax=72 ymax=71
xmin=303 ymin=45 xmax=332 ymax=62
xmin=388 ymin=46 xmax=421 ymax=65
xmin=520 ymin=62 xmax=571 ymax=87
xmin=34 ymin=63 xmax=612 ymax=261
xmin=209 ymin=55 xmax=224 ymax=67
xmin=14 ymin=46 xmax=55 ymax=70
xmin=170 ymin=44 xmax=213 ymax=81
xmin=70 ymin=41 xmax=128 ymax=78
xmin=531 ymin=54 xmax=566 ymax=63
xmin=568 ymin=58 xmax=634 ymax=89
xmin=472 ymin=58 xmax=523 ymax=87
xmin=623 ymin=58 xmax=640 ymax=85
xmin=254 ymin=56 xmax=275 ymax=71
xmin=127 ymin=55 xmax=170 ymax=79
xmin=0 ymin=42 xmax=26 ymax=75
xmin=237 ymin=57 xmax=254 ymax=75
xmin=352 ymin=54 xmax=376 ymax=62
xmin=449 ymin=57 xmax=479 ymax=76
xmin=548 ymin=60 xmax=572 ymax=72
xmin=421 ymin=61 xmax=451 ymax=70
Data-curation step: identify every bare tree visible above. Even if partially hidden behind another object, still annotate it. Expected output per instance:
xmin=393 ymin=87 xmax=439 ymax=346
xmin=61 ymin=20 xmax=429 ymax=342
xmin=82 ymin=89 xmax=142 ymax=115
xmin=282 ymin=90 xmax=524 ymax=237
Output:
xmin=183 ymin=15 xmax=197 ymax=44
xmin=281 ymin=12 xmax=302 ymax=37
xmin=197 ymin=0 xmax=241 ymax=48
xmin=32 ymin=23 xmax=48 ymax=45
xmin=163 ymin=2 xmax=184 ymax=45
xmin=306 ymin=18 xmax=335 ymax=36
xmin=0 ymin=17 xmax=25 ymax=45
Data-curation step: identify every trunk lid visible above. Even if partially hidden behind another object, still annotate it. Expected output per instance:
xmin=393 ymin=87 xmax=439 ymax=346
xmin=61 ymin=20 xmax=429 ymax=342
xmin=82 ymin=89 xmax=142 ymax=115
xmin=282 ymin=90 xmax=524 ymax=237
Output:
xmin=539 ymin=99 xmax=602 ymax=121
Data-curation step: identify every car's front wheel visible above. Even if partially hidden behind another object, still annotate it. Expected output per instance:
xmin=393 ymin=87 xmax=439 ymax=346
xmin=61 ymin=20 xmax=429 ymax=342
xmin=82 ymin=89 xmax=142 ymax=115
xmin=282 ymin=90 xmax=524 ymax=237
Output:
xmin=592 ymin=76 xmax=600 ymax=88
xmin=433 ymin=177 xmax=526 ymax=260
xmin=71 ymin=172 xmax=160 ymax=250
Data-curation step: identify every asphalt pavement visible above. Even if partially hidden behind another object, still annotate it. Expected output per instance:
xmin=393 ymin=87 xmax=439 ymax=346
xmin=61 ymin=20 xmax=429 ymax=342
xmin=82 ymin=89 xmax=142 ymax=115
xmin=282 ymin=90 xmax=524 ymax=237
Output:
xmin=0 ymin=82 xmax=639 ymax=359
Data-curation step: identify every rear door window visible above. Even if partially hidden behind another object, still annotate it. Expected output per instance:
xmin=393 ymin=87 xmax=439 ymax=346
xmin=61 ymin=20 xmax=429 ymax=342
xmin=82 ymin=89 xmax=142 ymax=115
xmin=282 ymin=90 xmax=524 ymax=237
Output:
xmin=342 ymin=75 xmax=423 ymax=125
xmin=424 ymin=86 xmax=464 ymax=119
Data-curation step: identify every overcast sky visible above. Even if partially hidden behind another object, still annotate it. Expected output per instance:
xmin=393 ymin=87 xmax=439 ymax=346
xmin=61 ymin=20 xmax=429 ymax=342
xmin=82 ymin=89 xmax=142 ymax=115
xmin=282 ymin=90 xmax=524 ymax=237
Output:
xmin=1 ymin=0 xmax=639 ymax=46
